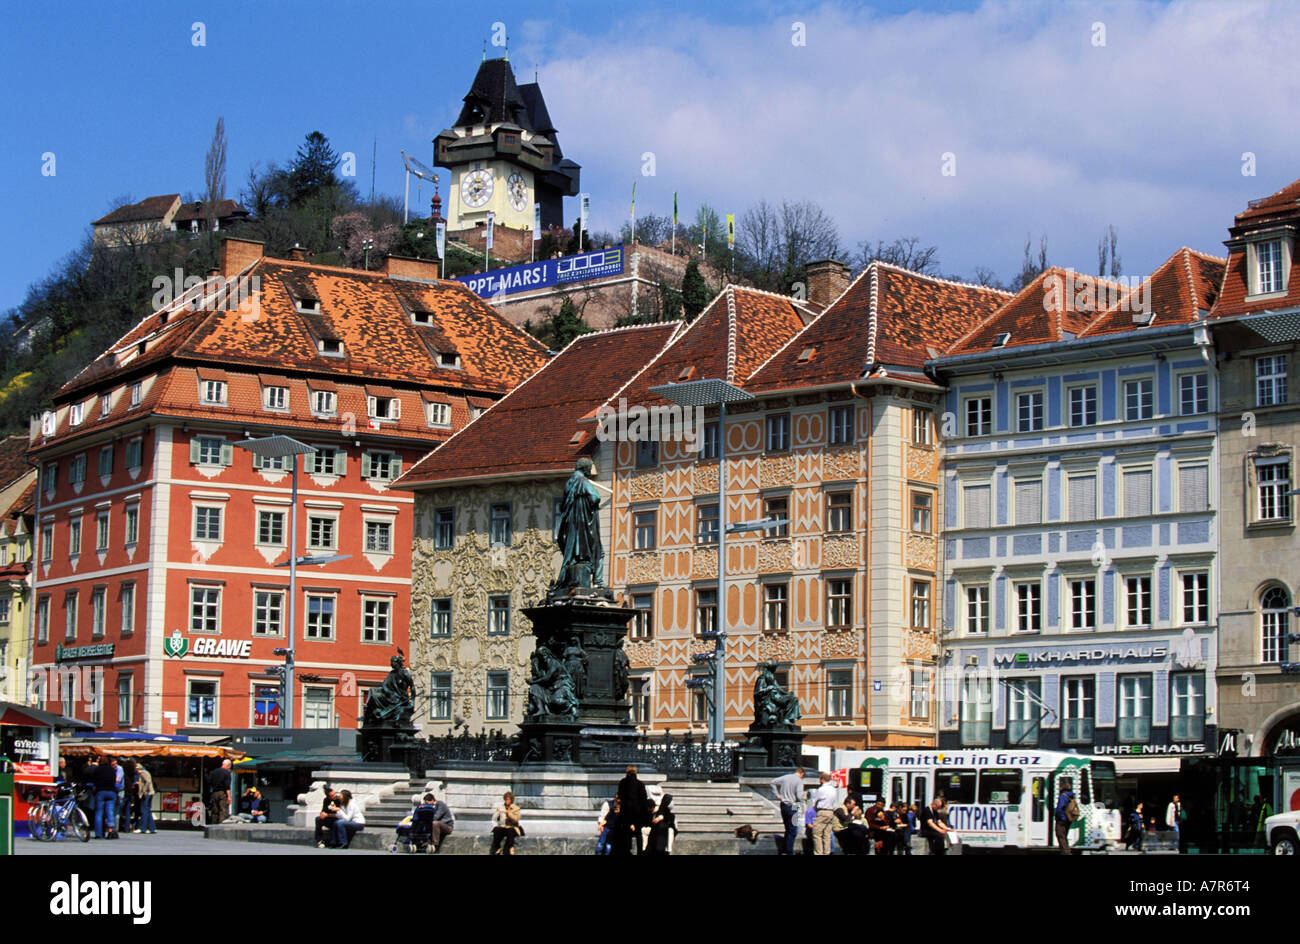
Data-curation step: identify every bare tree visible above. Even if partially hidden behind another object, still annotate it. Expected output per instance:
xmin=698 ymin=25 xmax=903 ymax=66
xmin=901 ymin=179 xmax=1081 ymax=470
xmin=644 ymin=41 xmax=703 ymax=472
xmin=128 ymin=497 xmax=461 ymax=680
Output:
xmin=1012 ymin=233 xmax=1049 ymax=290
xmin=738 ymin=199 xmax=780 ymax=288
xmin=971 ymin=265 xmax=1006 ymax=289
xmin=858 ymin=236 xmax=941 ymax=275
xmin=1097 ymin=224 xmax=1121 ymax=278
xmin=204 ymin=117 xmax=228 ymax=231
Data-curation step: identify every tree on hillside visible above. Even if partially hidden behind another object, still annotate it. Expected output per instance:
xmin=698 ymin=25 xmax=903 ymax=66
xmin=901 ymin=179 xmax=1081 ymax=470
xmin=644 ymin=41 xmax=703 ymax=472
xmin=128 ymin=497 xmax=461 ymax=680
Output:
xmin=204 ymin=118 xmax=227 ymax=219
xmin=681 ymin=258 xmax=709 ymax=321
xmin=526 ymin=294 xmax=591 ymax=350
xmin=289 ymin=131 xmax=342 ymax=206
xmin=736 ymin=199 xmax=843 ymax=292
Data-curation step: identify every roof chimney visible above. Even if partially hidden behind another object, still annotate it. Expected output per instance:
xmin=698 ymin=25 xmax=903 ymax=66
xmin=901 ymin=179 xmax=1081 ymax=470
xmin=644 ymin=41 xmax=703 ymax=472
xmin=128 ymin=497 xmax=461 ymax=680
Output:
xmin=805 ymin=259 xmax=851 ymax=309
xmin=285 ymin=243 xmax=312 ymax=262
xmin=384 ymin=254 xmax=441 ymax=282
xmin=219 ymin=236 xmax=265 ymax=277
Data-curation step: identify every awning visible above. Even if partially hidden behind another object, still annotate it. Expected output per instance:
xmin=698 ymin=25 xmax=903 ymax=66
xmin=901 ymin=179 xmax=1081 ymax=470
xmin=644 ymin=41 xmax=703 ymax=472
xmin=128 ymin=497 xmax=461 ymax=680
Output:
xmin=1106 ymin=756 xmax=1186 ymax=775
xmin=59 ymin=740 xmax=245 ymax=760
xmin=0 ymin=701 xmax=96 ymax=730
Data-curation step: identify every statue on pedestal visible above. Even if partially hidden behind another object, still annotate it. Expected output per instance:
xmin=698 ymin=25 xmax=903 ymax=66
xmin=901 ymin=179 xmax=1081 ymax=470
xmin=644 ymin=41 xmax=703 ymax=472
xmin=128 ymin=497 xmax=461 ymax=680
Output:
xmin=551 ymin=457 xmax=607 ymax=596
xmin=753 ymin=660 xmax=801 ymax=726
xmin=363 ymin=653 xmax=416 ymax=729
xmin=525 ymin=645 xmax=579 ymax=721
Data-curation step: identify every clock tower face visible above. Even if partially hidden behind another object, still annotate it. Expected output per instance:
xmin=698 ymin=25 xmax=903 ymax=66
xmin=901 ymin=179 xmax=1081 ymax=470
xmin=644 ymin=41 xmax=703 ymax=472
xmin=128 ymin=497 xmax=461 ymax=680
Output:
xmin=507 ymin=172 xmax=528 ymax=213
xmin=461 ymin=169 xmax=494 ymax=209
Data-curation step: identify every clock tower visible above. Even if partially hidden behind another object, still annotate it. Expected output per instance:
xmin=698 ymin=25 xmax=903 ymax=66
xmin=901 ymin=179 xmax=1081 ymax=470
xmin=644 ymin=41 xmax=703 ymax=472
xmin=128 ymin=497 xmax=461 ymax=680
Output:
xmin=434 ymin=57 xmax=580 ymax=257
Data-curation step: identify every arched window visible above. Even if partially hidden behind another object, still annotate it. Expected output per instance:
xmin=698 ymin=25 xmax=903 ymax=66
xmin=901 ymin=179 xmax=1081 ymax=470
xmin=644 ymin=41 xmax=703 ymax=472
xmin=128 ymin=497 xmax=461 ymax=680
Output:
xmin=1261 ymin=586 xmax=1291 ymax=664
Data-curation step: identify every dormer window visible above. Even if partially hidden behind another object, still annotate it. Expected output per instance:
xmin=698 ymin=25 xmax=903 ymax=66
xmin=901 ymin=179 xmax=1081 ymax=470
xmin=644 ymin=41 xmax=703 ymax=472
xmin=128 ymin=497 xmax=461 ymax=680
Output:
xmin=159 ymin=311 xmax=169 ymax=326
xmin=312 ymin=390 xmax=336 ymax=415
xmin=439 ymin=352 xmax=460 ymax=369
xmin=100 ymin=395 xmax=111 ymax=417
xmin=368 ymin=394 xmax=400 ymax=421
xmin=993 ymin=332 xmax=1011 ymax=348
xmin=1255 ymin=239 xmax=1285 ymax=295
xmin=200 ymin=380 xmax=227 ymax=405
xmin=427 ymin=402 xmax=451 ymax=427
xmin=264 ymin=386 xmax=289 ymax=411
xmin=70 ymin=403 xmax=84 ymax=426
xmin=130 ymin=383 xmax=142 ymax=407
xmin=412 ymin=310 xmax=434 ymax=326
xmin=296 ymin=297 xmax=321 ymax=313
xmin=319 ymin=339 xmax=343 ymax=356
xmin=41 ymin=412 xmax=55 ymax=436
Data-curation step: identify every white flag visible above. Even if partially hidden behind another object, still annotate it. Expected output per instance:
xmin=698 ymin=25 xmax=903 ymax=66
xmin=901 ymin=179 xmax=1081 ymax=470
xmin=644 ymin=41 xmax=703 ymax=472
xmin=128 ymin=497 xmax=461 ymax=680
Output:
xmin=486 ymin=212 xmax=495 ymax=250
xmin=435 ymin=221 xmax=446 ymax=259
xmin=533 ymin=203 xmax=541 ymax=241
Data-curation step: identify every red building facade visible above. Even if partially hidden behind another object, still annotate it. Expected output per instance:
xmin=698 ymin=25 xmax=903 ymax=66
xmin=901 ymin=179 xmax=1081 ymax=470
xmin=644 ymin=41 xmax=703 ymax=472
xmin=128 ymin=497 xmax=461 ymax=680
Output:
xmin=27 ymin=238 xmax=547 ymax=734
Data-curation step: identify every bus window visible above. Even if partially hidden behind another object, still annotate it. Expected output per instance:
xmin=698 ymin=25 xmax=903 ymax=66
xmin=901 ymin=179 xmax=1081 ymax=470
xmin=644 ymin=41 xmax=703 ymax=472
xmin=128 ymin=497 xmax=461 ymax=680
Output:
xmin=935 ymin=768 xmax=977 ymax=804
xmin=850 ymin=767 xmax=883 ymax=802
xmin=977 ymin=768 xmax=1023 ymax=805
xmin=913 ymin=776 xmax=928 ymax=805
xmin=1078 ymin=769 xmax=1091 ymax=805
xmin=1091 ymin=761 xmax=1118 ymax=809
xmin=1031 ymin=777 xmax=1045 ymax=822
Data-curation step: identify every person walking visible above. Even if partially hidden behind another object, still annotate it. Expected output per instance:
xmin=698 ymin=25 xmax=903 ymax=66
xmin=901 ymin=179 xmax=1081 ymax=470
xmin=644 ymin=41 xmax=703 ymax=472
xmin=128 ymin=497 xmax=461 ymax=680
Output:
xmin=490 ymin=790 xmax=523 ymax=854
xmin=810 ymin=771 xmax=838 ymax=855
xmin=919 ymin=797 xmax=949 ymax=855
xmin=1165 ymin=794 xmax=1183 ymax=852
xmin=616 ymin=765 xmax=651 ymax=854
xmin=208 ymin=759 xmax=232 ymax=825
xmin=1055 ymin=779 xmax=1079 ymax=855
xmin=134 ymin=763 xmax=156 ymax=833
xmin=91 ymin=755 xmax=119 ymax=840
xmin=1125 ymin=801 xmax=1145 ymax=852
xmin=770 ymin=766 xmax=805 ymax=855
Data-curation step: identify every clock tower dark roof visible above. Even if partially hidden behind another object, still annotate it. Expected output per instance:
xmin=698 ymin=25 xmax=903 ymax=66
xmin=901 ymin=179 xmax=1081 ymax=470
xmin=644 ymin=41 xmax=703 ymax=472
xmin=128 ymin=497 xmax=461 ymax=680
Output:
xmin=454 ymin=58 xmax=527 ymax=127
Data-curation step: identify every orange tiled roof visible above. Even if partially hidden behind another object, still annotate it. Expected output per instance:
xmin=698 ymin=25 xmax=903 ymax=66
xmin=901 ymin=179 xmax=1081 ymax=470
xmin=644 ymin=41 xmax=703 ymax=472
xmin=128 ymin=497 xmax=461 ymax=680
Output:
xmin=36 ymin=255 xmax=550 ymax=450
xmin=4 ymin=480 xmax=35 ymax=520
xmin=617 ymin=286 xmax=811 ymax=405
xmin=92 ymin=195 xmax=181 ymax=226
xmin=1211 ymin=177 xmax=1300 ymax=319
xmin=397 ymin=322 xmax=682 ymax=486
xmin=1079 ymin=249 xmax=1225 ymax=338
xmin=946 ymin=267 xmax=1130 ymax=356
xmin=749 ymin=263 xmax=1009 ymax=390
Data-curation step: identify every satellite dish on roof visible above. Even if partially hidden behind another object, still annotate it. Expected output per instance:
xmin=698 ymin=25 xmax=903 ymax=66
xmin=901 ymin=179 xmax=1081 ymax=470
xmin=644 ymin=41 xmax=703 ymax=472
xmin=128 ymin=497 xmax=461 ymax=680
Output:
xmin=401 ymin=150 xmax=439 ymax=224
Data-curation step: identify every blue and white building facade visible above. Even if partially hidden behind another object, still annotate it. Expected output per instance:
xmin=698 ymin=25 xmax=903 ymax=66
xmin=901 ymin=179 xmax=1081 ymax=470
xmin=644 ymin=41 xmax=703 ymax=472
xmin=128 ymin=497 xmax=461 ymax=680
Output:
xmin=928 ymin=323 xmax=1220 ymax=761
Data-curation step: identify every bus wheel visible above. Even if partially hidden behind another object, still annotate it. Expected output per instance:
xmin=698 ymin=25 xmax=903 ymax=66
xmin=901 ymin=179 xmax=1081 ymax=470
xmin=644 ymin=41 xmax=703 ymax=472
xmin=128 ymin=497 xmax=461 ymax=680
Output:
xmin=1272 ymin=832 xmax=1297 ymax=855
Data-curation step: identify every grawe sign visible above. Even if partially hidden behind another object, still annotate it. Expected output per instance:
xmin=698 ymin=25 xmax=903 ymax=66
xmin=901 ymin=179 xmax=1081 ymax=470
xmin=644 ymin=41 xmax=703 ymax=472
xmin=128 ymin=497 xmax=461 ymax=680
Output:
xmin=455 ymin=246 xmax=624 ymax=298
xmin=164 ymin=630 xmax=252 ymax=660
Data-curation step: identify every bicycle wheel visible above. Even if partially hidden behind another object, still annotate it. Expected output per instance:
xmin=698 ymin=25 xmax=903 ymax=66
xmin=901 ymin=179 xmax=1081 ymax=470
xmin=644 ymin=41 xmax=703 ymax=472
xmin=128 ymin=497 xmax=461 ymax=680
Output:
xmin=70 ymin=806 xmax=91 ymax=842
xmin=27 ymin=802 xmax=48 ymax=840
xmin=37 ymin=807 xmax=57 ymax=842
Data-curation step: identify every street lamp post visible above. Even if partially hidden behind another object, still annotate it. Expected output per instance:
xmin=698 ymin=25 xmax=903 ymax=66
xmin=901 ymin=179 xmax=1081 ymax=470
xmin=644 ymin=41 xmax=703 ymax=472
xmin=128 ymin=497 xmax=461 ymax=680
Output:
xmin=651 ymin=379 xmax=754 ymax=744
xmin=237 ymin=436 xmax=348 ymax=729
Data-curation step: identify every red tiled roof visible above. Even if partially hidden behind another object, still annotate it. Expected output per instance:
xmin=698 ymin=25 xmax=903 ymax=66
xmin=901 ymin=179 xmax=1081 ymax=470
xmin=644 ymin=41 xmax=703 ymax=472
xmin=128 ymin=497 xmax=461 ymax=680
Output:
xmin=749 ymin=263 xmax=1010 ymax=390
xmin=946 ymin=267 xmax=1129 ymax=356
xmin=4 ymin=480 xmax=35 ymax=520
xmin=617 ymin=287 xmax=810 ymax=405
xmin=397 ymin=322 xmax=682 ymax=486
xmin=1079 ymin=249 xmax=1225 ymax=338
xmin=0 ymin=436 xmax=31 ymax=491
xmin=1211 ymin=177 xmax=1300 ymax=319
xmin=92 ymin=195 xmax=181 ymax=226
xmin=173 ymin=199 xmax=247 ymax=222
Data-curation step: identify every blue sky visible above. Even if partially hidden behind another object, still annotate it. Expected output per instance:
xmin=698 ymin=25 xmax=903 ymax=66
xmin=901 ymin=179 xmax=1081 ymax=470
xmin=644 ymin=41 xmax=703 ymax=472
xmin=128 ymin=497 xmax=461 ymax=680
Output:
xmin=2 ymin=0 xmax=1297 ymax=315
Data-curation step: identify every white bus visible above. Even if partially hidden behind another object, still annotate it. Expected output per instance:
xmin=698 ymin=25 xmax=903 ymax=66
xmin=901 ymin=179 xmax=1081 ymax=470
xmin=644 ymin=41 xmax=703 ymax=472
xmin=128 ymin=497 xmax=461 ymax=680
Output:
xmin=831 ymin=749 xmax=1122 ymax=852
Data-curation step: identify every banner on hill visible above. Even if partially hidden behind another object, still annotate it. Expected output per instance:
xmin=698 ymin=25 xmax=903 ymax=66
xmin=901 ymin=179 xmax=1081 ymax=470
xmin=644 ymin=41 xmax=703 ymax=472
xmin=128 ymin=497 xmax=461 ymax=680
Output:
xmin=456 ymin=246 xmax=625 ymax=299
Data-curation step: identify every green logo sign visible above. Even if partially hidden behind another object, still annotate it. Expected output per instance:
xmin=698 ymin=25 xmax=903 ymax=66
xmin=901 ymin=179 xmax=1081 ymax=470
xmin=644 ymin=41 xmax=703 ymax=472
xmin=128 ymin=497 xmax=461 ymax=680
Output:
xmin=164 ymin=630 xmax=189 ymax=659
xmin=1014 ymin=653 xmax=1029 ymax=666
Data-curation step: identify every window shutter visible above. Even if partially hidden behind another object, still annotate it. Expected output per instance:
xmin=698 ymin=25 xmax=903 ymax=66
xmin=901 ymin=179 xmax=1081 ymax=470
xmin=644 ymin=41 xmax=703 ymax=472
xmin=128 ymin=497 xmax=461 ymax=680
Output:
xmin=392 ymin=398 xmax=401 ymax=420
xmin=1180 ymin=465 xmax=1208 ymax=512
xmin=333 ymin=450 xmax=347 ymax=476
xmin=220 ymin=442 xmax=234 ymax=467
xmin=963 ymin=484 xmax=990 ymax=528
xmin=391 ymin=457 xmax=402 ymax=480
xmin=1015 ymin=480 xmax=1042 ymax=525
xmin=189 ymin=438 xmax=201 ymax=464
xmin=1123 ymin=470 xmax=1152 ymax=517
xmin=366 ymin=396 xmax=376 ymax=417
xmin=252 ymin=452 xmax=264 ymax=470
xmin=1069 ymin=475 xmax=1096 ymax=521
xmin=361 ymin=452 xmax=373 ymax=478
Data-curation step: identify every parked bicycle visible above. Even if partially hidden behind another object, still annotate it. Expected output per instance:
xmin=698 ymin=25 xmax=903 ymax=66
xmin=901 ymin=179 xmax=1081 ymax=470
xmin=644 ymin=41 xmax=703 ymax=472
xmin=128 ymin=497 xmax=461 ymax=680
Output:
xmin=33 ymin=784 xmax=91 ymax=842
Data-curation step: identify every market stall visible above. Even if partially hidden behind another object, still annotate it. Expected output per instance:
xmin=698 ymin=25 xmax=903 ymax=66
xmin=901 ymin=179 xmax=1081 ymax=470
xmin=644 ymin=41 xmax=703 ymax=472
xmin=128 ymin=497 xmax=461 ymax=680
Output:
xmin=60 ymin=739 xmax=245 ymax=827
xmin=1 ymin=701 xmax=94 ymax=838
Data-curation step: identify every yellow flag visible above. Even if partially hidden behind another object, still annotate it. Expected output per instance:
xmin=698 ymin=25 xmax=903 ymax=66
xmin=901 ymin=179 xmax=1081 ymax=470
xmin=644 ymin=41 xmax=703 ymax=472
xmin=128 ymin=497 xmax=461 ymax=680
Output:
xmin=726 ymin=214 xmax=735 ymax=250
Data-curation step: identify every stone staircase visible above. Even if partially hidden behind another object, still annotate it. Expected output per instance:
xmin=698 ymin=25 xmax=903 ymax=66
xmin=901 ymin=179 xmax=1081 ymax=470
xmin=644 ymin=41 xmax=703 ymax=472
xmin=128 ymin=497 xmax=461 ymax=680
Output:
xmin=659 ymin=781 xmax=781 ymax=837
xmin=362 ymin=778 xmax=437 ymax=828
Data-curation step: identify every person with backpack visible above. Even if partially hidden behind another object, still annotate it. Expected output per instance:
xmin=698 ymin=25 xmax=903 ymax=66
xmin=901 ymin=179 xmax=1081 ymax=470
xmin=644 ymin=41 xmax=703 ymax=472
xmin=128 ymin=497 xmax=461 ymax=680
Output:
xmin=1055 ymin=779 xmax=1080 ymax=855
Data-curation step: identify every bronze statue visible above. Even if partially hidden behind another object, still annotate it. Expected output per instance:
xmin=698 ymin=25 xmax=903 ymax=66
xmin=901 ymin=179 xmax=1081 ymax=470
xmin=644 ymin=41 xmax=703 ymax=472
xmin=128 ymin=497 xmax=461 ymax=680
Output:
xmin=753 ymin=660 xmax=801 ymax=726
xmin=612 ymin=647 xmax=630 ymax=699
xmin=525 ymin=645 xmax=578 ymax=720
xmin=363 ymin=653 xmax=416 ymax=728
xmin=551 ymin=457 xmax=605 ymax=592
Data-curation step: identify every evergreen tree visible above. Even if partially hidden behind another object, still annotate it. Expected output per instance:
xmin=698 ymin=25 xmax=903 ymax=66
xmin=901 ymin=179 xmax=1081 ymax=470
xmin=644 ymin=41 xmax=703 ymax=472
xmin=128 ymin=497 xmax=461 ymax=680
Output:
xmin=288 ymin=131 xmax=341 ymax=206
xmin=681 ymin=259 xmax=709 ymax=322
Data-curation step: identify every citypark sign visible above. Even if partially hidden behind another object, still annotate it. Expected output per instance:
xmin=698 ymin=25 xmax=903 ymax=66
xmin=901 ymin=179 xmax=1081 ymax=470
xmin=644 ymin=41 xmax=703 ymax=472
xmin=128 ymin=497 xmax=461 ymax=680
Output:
xmin=164 ymin=630 xmax=252 ymax=660
xmin=455 ymin=246 xmax=624 ymax=299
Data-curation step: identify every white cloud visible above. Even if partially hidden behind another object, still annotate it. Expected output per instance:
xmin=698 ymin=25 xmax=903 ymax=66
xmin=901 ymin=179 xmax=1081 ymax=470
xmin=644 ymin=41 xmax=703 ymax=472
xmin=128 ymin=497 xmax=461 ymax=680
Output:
xmin=515 ymin=0 xmax=1300 ymax=280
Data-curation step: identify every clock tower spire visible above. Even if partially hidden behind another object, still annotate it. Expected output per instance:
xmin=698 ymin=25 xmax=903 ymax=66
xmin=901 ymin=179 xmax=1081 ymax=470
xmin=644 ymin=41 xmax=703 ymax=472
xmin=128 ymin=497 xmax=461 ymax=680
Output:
xmin=433 ymin=57 xmax=580 ymax=262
